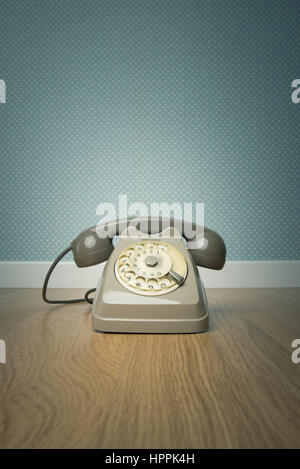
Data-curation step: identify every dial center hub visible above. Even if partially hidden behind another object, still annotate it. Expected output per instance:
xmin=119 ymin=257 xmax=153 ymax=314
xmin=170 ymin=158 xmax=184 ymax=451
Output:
xmin=145 ymin=255 xmax=158 ymax=267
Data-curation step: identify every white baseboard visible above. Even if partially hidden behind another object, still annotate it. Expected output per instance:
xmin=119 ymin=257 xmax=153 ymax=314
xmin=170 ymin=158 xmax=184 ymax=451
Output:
xmin=0 ymin=261 xmax=299 ymax=288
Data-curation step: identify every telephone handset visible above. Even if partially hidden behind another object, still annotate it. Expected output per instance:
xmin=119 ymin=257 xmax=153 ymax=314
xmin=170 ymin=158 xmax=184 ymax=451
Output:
xmin=43 ymin=217 xmax=226 ymax=333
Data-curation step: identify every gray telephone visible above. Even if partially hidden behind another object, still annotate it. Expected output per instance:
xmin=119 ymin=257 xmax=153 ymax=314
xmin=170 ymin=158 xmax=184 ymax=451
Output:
xmin=43 ymin=217 xmax=226 ymax=333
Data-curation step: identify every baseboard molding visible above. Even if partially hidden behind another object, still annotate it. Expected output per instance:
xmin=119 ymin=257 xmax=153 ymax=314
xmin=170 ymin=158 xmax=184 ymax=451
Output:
xmin=0 ymin=261 xmax=299 ymax=288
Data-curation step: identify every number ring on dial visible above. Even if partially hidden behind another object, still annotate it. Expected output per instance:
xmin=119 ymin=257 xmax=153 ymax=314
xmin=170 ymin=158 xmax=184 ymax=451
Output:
xmin=115 ymin=240 xmax=187 ymax=296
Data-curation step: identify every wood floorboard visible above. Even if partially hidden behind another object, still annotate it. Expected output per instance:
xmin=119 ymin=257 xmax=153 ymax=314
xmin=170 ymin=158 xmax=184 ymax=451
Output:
xmin=0 ymin=288 xmax=299 ymax=448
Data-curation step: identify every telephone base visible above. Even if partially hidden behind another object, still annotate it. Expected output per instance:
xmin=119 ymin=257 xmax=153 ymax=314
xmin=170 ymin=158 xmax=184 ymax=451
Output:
xmin=93 ymin=314 xmax=209 ymax=334
xmin=92 ymin=269 xmax=209 ymax=334
xmin=91 ymin=231 xmax=210 ymax=334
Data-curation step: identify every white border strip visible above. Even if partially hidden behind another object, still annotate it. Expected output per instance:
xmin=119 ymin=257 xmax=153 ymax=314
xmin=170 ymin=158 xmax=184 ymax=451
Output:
xmin=0 ymin=261 xmax=299 ymax=288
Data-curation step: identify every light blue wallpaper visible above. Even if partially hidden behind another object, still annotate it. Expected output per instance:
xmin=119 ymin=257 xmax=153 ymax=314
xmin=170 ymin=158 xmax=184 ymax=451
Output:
xmin=0 ymin=0 xmax=299 ymax=261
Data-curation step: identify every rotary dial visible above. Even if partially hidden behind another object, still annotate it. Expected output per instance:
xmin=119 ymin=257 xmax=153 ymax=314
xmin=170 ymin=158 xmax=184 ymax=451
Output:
xmin=115 ymin=240 xmax=187 ymax=296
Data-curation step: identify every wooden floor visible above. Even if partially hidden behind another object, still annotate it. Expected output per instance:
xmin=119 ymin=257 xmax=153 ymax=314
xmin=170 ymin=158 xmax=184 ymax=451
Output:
xmin=0 ymin=288 xmax=299 ymax=449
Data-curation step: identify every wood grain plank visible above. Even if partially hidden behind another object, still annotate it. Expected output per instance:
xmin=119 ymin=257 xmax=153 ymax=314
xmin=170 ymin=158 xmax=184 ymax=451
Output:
xmin=0 ymin=289 xmax=133 ymax=448
xmin=0 ymin=288 xmax=300 ymax=448
xmin=96 ymin=289 xmax=300 ymax=448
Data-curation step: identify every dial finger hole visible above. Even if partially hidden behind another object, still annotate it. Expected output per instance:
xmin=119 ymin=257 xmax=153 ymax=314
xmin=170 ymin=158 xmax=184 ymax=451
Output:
xmin=125 ymin=271 xmax=135 ymax=282
xmin=119 ymin=256 xmax=129 ymax=264
xmin=134 ymin=277 xmax=146 ymax=288
xmin=160 ymin=277 xmax=171 ymax=288
xmin=147 ymin=279 xmax=159 ymax=290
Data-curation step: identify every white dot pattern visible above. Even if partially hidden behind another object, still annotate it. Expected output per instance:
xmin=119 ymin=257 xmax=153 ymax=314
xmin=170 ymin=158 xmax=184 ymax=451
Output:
xmin=0 ymin=1 xmax=299 ymax=261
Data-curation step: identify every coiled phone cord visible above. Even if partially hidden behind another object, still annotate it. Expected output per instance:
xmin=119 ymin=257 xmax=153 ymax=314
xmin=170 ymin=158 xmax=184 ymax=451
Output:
xmin=42 ymin=246 xmax=96 ymax=304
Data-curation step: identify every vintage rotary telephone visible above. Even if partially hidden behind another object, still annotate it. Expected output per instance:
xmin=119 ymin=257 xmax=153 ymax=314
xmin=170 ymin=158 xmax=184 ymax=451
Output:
xmin=43 ymin=217 xmax=226 ymax=333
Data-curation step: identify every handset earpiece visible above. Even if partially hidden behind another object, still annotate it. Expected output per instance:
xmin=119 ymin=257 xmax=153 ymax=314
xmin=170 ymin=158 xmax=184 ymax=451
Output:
xmin=70 ymin=218 xmax=138 ymax=267
xmin=187 ymin=227 xmax=226 ymax=270
xmin=70 ymin=226 xmax=114 ymax=267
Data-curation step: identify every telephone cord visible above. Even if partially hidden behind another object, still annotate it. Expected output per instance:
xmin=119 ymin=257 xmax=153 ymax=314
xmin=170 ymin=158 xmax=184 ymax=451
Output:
xmin=42 ymin=247 xmax=96 ymax=304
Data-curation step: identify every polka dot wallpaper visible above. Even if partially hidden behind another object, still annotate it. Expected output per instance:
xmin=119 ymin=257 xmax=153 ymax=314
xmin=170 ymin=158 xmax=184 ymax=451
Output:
xmin=0 ymin=0 xmax=299 ymax=260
